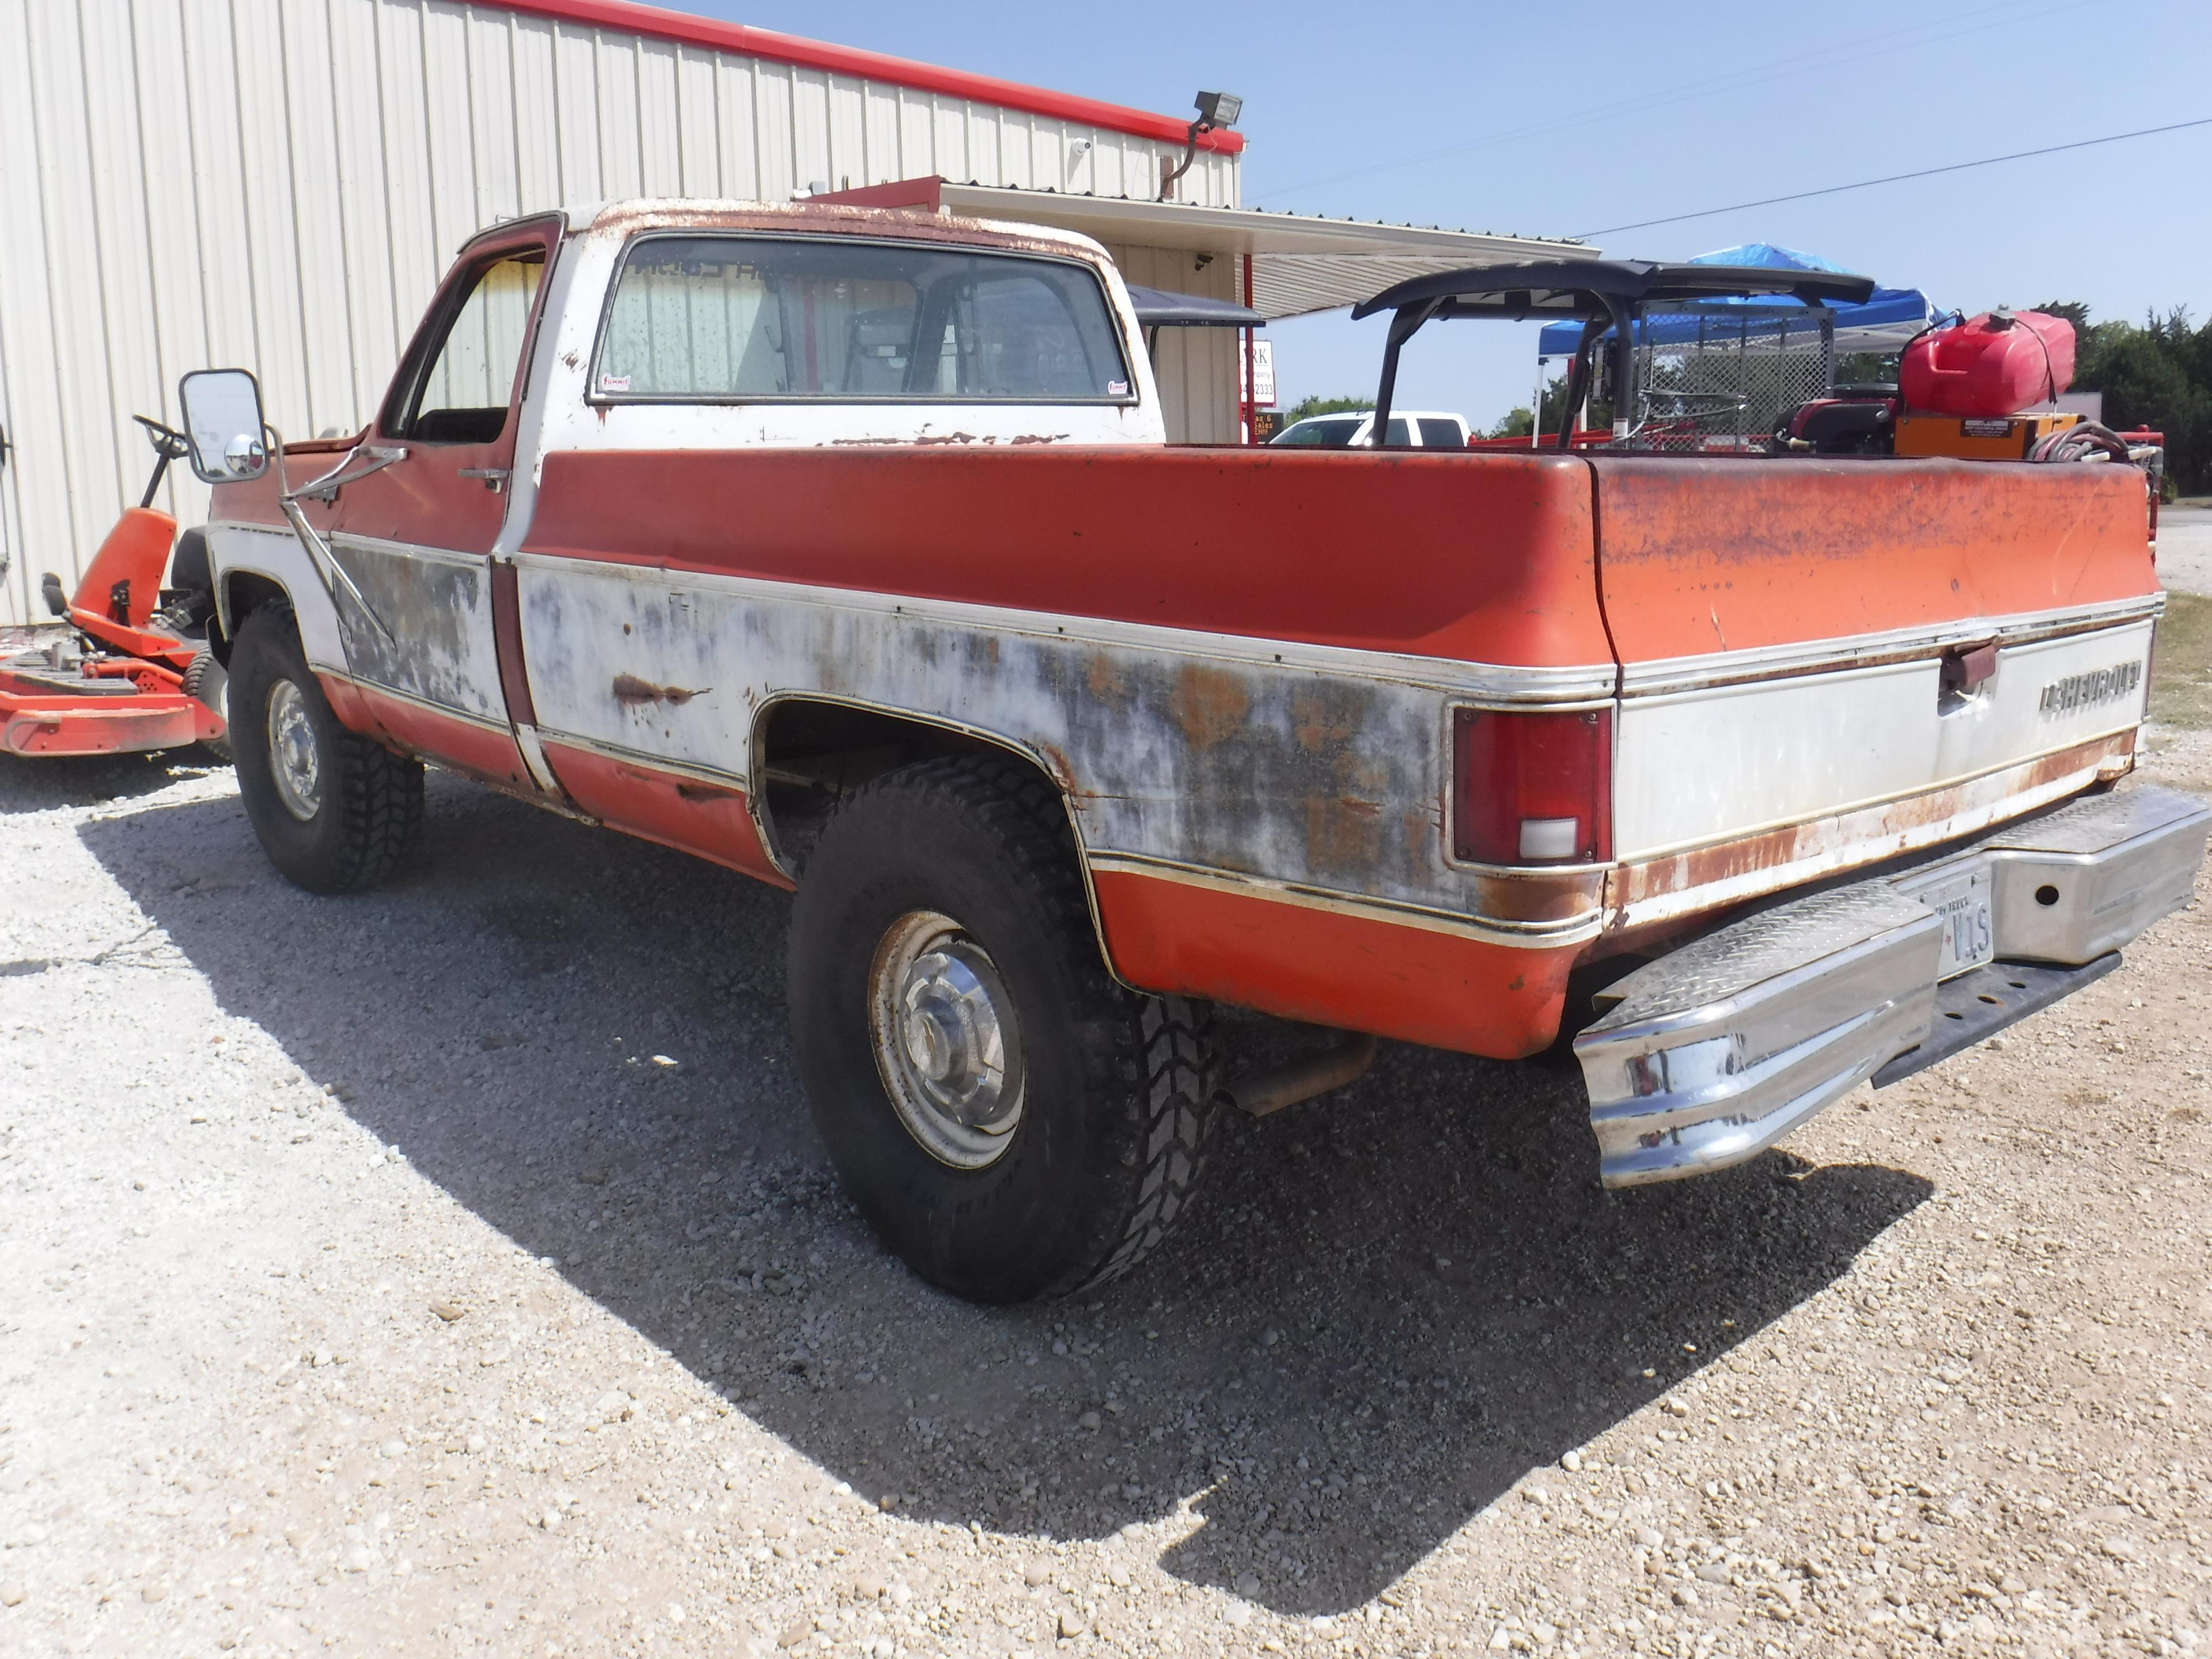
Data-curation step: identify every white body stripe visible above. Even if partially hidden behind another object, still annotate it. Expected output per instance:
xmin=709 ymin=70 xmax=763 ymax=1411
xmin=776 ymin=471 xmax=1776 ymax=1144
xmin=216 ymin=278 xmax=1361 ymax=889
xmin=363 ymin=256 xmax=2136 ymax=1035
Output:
xmin=1612 ymin=620 xmax=2153 ymax=862
xmin=514 ymin=551 xmax=1538 ymax=929
xmin=205 ymin=523 xmax=347 ymax=673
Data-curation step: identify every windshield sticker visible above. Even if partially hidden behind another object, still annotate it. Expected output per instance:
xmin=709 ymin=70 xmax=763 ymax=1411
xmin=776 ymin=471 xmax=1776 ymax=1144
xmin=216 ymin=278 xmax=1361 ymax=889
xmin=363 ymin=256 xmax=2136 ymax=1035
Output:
xmin=599 ymin=373 xmax=631 ymax=393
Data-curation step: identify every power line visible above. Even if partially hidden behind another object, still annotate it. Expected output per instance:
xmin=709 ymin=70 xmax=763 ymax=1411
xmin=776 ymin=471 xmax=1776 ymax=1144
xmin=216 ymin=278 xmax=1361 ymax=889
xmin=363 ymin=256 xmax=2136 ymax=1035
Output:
xmin=1580 ymin=118 xmax=2212 ymax=238
xmin=1248 ymin=0 xmax=2073 ymax=206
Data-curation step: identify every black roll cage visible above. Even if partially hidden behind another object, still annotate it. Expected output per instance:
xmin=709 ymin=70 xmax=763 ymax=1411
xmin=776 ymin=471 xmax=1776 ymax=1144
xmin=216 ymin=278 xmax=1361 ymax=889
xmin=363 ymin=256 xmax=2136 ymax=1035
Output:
xmin=1349 ymin=259 xmax=1876 ymax=451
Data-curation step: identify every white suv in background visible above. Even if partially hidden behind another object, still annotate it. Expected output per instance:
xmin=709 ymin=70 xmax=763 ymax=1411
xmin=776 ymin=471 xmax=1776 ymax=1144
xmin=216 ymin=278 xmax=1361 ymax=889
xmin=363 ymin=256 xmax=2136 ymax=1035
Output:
xmin=1269 ymin=410 xmax=1471 ymax=449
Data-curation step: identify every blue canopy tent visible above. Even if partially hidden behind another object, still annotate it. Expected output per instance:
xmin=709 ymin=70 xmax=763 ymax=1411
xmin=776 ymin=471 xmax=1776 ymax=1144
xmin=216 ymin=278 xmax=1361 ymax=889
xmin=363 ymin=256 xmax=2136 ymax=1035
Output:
xmin=1536 ymin=243 xmax=1936 ymax=355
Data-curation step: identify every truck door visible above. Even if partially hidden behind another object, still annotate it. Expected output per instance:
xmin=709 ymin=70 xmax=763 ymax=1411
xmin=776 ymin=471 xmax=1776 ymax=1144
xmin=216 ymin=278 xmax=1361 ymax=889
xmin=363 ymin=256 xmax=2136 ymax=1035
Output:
xmin=321 ymin=218 xmax=560 ymax=789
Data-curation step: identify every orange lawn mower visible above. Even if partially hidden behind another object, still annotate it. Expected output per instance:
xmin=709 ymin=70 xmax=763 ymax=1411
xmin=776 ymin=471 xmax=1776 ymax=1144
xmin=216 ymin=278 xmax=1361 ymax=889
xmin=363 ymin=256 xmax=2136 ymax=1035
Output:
xmin=1 ymin=416 xmax=229 ymax=760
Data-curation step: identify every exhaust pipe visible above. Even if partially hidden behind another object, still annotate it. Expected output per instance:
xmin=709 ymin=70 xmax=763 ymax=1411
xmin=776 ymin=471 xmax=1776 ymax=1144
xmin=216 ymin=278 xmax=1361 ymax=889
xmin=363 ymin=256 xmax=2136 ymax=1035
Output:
xmin=1215 ymin=1032 xmax=1378 ymax=1119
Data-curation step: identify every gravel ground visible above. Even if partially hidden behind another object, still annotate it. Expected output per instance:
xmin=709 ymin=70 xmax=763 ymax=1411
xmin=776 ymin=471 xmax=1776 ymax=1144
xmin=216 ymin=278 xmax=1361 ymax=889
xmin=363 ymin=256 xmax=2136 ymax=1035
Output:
xmin=3 ymin=729 xmax=2210 ymax=1659
xmin=2156 ymin=507 xmax=2212 ymax=596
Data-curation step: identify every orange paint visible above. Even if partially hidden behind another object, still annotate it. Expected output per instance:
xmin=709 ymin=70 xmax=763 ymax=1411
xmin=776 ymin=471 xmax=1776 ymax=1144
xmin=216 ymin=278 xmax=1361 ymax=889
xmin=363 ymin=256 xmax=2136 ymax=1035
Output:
xmin=521 ymin=446 xmax=1617 ymax=669
xmin=70 ymin=507 xmax=175 ymax=628
xmin=541 ymin=743 xmax=791 ymax=888
xmin=1589 ymin=456 xmax=2155 ymax=662
xmin=347 ymin=684 xmax=531 ymax=790
xmin=1091 ymin=868 xmax=1580 ymax=1058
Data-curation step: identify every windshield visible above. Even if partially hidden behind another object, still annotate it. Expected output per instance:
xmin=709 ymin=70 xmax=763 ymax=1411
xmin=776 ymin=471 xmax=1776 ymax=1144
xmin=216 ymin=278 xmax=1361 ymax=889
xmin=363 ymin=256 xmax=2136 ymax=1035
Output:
xmin=1272 ymin=416 xmax=1366 ymax=447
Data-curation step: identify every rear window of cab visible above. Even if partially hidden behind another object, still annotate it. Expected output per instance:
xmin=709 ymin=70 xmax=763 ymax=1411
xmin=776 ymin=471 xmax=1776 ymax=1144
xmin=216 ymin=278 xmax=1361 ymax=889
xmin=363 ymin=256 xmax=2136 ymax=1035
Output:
xmin=591 ymin=233 xmax=1135 ymax=405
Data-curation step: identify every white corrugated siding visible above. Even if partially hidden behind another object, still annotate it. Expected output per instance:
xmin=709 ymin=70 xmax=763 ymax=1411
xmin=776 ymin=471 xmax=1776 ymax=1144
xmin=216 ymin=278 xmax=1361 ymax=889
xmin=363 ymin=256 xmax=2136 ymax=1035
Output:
xmin=0 ymin=0 xmax=1238 ymax=624
xmin=1104 ymin=243 xmax=1242 ymax=448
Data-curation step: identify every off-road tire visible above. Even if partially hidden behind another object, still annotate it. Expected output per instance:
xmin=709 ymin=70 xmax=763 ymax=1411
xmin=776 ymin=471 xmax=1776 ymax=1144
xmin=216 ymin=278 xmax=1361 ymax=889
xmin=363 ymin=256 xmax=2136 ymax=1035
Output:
xmin=182 ymin=646 xmax=232 ymax=763
xmin=229 ymin=603 xmax=423 ymax=894
xmin=789 ymin=754 xmax=1214 ymax=1303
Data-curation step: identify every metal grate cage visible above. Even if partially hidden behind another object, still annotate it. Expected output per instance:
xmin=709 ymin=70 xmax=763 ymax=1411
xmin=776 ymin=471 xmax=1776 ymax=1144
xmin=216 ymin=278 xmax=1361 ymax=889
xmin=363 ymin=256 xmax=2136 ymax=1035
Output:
xmin=1622 ymin=304 xmax=1834 ymax=452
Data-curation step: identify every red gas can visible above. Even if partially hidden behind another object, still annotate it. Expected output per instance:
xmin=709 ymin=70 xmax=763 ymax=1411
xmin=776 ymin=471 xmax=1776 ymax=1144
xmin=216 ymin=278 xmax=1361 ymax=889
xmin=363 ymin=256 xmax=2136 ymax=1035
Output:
xmin=1901 ymin=309 xmax=2075 ymax=419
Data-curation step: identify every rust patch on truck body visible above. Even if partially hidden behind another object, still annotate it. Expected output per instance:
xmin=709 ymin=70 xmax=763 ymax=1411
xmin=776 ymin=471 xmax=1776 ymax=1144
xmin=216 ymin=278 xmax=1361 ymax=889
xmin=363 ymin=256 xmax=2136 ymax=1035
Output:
xmin=612 ymin=673 xmax=707 ymax=706
xmin=1168 ymin=664 xmax=1251 ymax=752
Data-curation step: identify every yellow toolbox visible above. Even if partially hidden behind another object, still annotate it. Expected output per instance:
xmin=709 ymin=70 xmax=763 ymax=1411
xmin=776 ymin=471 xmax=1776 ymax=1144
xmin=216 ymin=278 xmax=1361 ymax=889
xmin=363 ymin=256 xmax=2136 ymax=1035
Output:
xmin=1895 ymin=410 xmax=2081 ymax=460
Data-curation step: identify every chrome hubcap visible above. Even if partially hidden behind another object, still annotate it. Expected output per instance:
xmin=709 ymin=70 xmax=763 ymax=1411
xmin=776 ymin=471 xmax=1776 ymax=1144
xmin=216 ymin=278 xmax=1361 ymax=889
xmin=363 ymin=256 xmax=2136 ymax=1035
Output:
xmin=266 ymin=679 xmax=322 ymax=821
xmin=869 ymin=910 xmax=1024 ymax=1169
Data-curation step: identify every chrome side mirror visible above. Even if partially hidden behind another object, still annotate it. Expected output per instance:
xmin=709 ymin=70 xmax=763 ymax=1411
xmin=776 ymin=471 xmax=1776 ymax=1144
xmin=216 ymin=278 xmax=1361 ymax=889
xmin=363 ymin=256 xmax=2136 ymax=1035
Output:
xmin=177 ymin=368 xmax=269 ymax=484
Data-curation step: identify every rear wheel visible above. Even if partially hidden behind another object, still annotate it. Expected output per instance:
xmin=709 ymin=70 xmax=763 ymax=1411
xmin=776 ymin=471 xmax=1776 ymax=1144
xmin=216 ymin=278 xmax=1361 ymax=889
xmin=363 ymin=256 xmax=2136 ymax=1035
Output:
xmin=229 ymin=603 xmax=422 ymax=893
xmin=788 ymin=754 xmax=1215 ymax=1302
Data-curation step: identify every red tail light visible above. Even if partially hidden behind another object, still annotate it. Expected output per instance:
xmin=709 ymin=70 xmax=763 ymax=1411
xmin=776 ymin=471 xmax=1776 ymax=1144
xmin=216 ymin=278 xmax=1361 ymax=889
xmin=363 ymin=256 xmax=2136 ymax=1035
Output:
xmin=1453 ymin=707 xmax=1612 ymax=865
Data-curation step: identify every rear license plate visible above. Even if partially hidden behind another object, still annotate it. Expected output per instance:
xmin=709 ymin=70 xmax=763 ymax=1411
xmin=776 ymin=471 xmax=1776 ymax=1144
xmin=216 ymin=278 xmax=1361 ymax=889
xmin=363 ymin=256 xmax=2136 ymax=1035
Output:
xmin=1920 ymin=863 xmax=1995 ymax=980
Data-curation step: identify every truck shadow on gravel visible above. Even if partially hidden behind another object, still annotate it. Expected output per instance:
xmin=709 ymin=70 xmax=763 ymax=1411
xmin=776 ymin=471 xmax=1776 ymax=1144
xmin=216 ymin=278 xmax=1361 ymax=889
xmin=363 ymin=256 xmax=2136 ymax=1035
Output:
xmin=0 ymin=748 xmax=227 ymax=815
xmin=77 ymin=774 xmax=1933 ymax=1616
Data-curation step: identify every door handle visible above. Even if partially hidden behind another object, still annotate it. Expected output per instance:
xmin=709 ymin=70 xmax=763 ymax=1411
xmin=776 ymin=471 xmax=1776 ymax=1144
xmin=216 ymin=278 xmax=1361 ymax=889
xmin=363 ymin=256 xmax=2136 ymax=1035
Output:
xmin=459 ymin=467 xmax=510 ymax=494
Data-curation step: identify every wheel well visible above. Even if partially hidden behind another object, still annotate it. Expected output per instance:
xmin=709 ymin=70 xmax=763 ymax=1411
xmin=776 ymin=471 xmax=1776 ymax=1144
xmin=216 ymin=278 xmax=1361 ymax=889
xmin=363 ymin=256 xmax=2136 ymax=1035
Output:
xmin=215 ymin=572 xmax=290 ymax=665
xmin=755 ymin=699 xmax=1072 ymax=877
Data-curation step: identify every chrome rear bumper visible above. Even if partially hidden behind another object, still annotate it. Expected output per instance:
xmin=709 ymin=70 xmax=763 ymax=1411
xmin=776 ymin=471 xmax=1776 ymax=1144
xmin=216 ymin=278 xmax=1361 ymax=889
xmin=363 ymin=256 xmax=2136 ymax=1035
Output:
xmin=1575 ymin=783 xmax=2210 ymax=1187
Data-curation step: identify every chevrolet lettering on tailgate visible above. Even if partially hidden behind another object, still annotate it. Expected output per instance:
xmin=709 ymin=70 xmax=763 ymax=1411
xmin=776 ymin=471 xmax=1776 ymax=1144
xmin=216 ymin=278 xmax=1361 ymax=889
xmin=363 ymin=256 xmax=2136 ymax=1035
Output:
xmin=2040 ymin=659 xmax=2145 ymax=716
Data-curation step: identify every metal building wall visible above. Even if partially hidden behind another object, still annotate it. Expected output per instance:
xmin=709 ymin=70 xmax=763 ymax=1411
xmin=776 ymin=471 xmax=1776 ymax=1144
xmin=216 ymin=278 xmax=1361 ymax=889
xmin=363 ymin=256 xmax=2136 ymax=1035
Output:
xmin=1103 ymin=244 xmax=1241 ymax=447
xmin=0 ymin=0 xmax=1238 ymax=625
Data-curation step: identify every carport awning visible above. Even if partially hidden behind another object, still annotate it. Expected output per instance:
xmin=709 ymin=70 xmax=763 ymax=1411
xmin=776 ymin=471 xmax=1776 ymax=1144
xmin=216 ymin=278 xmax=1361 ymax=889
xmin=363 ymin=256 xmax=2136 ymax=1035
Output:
xmin=941 ymin=184 xmax=1598 ymax=319
xmin=814 ymin=177 xmax=1600 ymax=320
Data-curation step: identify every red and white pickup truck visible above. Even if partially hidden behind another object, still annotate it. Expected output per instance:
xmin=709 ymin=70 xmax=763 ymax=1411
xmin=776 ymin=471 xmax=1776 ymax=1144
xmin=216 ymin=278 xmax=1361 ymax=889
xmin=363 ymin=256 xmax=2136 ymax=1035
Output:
xmin=179 ymin=199 xmax=2207 ymax=1302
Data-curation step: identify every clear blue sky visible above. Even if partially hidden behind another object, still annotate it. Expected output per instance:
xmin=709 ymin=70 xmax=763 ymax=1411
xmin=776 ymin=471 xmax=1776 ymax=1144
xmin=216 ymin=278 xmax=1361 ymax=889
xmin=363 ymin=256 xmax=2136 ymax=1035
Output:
xmin=683 ymin=0 xmax=2211 ymax=429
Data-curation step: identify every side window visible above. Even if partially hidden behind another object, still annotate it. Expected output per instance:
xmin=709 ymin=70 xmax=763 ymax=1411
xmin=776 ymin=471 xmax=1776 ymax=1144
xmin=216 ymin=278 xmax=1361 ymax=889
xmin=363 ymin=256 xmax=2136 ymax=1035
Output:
xmin=396 ymin=251 xmax=545 ymax=443
xmin=594 ymin=235 xmax=1132 ymax=403
xmin=1381 ymin=418 xmax=1412 ymax=447
xmin=1418 ymin=418 xmax=1465 ymax=449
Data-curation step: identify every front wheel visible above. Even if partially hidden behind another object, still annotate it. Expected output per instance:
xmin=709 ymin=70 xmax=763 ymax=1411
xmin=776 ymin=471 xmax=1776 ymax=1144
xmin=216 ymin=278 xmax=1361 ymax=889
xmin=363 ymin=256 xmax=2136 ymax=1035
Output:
xmin=229 ymin=603 xmax=423 ymax=894
xmin=788 ymin=755 xmax=1215 ymax=1303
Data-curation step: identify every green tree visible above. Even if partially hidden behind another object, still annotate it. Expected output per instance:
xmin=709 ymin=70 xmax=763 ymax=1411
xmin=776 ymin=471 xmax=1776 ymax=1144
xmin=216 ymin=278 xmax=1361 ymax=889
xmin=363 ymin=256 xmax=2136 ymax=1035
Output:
xmin=1833 ymin=350 xmax=1902 ymax=387
xmin=1281 ymin=393 xmax=1373 ymax=425
xmin=2040 ymin=300 xmax=2212 ymax=497
xmin=1486 ymin=372 xmax=1578 ymax=439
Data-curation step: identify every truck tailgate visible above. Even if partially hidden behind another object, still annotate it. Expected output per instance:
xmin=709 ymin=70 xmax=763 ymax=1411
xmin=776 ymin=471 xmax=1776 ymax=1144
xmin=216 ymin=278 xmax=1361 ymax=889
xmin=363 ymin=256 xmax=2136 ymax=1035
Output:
xmin=1589 ymin=457 xmax=2160 ymax=930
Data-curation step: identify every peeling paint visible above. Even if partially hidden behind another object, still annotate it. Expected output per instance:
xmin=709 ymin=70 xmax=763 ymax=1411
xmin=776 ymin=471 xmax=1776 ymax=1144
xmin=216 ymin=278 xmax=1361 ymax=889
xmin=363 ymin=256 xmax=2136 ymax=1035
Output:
xmin=512 ymin=555 xmax=1497 ymax=919
xmin=324 ymin=536 xmax=503 ymax=719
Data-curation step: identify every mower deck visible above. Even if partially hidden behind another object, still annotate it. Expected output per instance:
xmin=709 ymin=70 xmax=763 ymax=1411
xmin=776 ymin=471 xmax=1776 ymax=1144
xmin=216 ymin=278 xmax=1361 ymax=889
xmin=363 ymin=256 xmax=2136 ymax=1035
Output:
xmin=0 ymin=652 xmax=222 ymax=757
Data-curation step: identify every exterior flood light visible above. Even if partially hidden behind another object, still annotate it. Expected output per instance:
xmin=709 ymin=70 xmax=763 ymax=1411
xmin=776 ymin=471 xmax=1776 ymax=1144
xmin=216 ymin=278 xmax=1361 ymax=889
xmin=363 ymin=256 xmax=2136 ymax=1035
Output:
xmin=1194 ymin=90 xmax=1242 ymax=130
xmin=1160 ymin=89 xmax=1243 ymax=199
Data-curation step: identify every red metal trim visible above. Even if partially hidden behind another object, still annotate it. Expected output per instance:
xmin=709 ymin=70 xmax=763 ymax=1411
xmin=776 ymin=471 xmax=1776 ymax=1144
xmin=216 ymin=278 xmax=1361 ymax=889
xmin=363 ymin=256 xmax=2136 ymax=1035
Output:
xmin=1240 ymin=252 xmax=1256 ymax=445
xmin=482 ymin=0 xmax=1242 ymax=154
xmin=488 ymin=560 xmax=539 ymax=727
xmin=811 ymin=177 xmax=945 ymax=211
